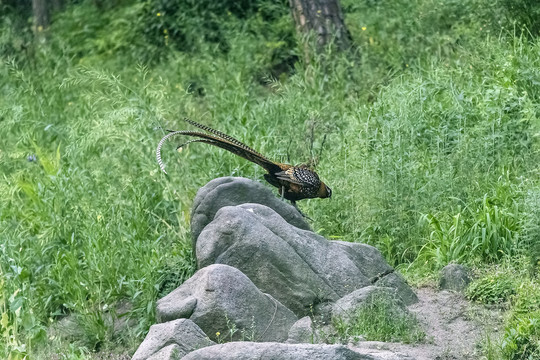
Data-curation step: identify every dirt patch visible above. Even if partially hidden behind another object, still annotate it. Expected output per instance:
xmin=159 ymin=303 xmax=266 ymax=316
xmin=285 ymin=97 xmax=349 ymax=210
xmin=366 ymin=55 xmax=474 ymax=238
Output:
xmin=352 ymin=287 xmax=505 ymax=359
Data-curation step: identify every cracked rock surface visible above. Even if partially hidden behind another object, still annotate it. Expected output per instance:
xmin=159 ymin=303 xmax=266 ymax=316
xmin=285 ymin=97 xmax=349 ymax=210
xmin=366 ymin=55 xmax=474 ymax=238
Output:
xmin=196 ymin=200 xmax=416 ymax=316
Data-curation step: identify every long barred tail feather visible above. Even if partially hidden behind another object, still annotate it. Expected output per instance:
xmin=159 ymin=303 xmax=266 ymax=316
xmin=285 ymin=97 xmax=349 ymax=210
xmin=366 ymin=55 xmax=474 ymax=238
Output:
xmin=156 ymin=130 xmax=187 ymax=174
xmin=175 ymin=138 xmax=218 ymax=152
xmin=156 ymin=128 xmax=282 ymax=175
xmin=156 ymin=131 xmax=218 ymax=174
xmin=183 ymin=118 xmax=265 ymax=158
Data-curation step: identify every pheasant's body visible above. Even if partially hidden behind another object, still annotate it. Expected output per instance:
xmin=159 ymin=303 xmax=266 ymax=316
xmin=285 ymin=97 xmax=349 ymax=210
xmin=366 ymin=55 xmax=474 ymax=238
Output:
xmin=262 ymin=165 xmax=328 ymax=201
xmin=156 ymin=118 xmax=332 ymax=202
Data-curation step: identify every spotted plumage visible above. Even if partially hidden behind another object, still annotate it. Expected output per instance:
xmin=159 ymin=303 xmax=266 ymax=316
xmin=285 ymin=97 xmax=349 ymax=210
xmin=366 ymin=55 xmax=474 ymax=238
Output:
xmin=156 ymin=118 xmax=332 ymax=203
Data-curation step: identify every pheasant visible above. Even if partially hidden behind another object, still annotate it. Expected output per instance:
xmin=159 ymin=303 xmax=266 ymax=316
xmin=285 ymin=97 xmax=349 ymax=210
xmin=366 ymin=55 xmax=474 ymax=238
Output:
xmin=156 ymin=118 xmax=332 ymax=205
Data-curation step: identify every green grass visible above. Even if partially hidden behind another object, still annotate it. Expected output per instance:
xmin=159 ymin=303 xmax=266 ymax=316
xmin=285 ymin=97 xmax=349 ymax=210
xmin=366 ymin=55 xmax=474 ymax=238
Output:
xmin=332 ymin=295 xmax=425 ymax=344
xmin=502 ymin=280 xmax=540 ymax=359
xmin=1 ymin=0 xmax=540 ymax=358
xmin=502 ymin=311 xmax=540 ymax=360
xmin=466 ymin=264 xmax=540 ymax=359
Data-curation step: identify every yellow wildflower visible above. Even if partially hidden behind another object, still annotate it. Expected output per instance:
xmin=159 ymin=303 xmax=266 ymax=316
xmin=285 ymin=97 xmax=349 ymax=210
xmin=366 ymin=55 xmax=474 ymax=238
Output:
xmin=157 ymin=12 xmax=161 ymax=16
xmin=362 ymin=26 xmax=367 ymax=31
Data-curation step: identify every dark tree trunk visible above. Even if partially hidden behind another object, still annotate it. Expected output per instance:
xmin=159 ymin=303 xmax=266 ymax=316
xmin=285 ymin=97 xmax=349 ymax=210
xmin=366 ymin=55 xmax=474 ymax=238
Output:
xmin=32 ymin=0 xmax=49 ymax=32
xmin=289 ymin=0 xmax=352 ymax=52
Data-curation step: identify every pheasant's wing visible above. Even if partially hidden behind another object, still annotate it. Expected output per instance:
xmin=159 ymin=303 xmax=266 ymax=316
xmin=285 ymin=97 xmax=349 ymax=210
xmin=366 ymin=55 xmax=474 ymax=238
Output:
xmin=175 ymin=139 xmax=219 ymax=151
xmin=183 ymin=118 xmax=262 ymax=155
xmin=274 ymin=169 xmax=310 ymax=186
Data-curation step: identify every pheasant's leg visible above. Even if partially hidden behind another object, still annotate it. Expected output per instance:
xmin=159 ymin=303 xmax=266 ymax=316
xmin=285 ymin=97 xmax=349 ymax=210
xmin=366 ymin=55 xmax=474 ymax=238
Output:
xmin=290 ymin=200 xmax=312 ymax=221
xmin=281 ymin=186 xmax=285 ymax=201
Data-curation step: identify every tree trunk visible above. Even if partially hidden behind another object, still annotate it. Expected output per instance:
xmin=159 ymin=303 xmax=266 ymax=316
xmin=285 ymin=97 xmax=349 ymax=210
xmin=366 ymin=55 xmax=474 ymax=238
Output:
xmin=32 ymin=0 xmax=49 ymax=32
xmin=289 ymin=0 xmax=352 ymax=52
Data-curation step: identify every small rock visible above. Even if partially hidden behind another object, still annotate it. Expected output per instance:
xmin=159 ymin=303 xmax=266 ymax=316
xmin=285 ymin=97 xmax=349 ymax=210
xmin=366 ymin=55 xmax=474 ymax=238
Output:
xmin=439 ymin=264 xmax=471 ymax=292
xmin=132 ymin=319 xmax=214 ymax=360
xmin=287 ymin=316 xmax=318 ymax=344
xmin=112 ymin=300 xmax=137 ymax=337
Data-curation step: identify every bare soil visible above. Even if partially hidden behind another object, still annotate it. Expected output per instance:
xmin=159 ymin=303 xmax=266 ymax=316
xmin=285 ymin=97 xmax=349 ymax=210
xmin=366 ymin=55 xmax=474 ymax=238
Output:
xmin=352 ymin=287 xmax=505 ymax=360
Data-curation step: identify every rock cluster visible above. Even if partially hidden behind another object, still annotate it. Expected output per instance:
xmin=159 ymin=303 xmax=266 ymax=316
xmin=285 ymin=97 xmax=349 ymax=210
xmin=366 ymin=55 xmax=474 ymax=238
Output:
xmin=133 ymin=177 xmax=418 ymax=359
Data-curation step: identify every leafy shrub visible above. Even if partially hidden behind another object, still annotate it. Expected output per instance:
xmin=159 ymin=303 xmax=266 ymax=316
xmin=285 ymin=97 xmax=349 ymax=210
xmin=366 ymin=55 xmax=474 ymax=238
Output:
xmin=521 ymin=188 xmax=540 ymax=276
xmin=501 ymin=281 xmax=540 ymax=359
xmin=0 ymin=10 xmax=33 ymax=63
xmin=500 ymin=0 xmax=540 ymax=36
xmin=512 ymin=281 xmax=540 ymax=319
xmin=502 ymin=312 xmax=540 ymax=360
xmin=137 ymin=0 xmax=292 ymax=62
xmin=466 ymin=272 xmax=516 ymax=304
xmin=46 ymin=2 xmax=152 ymax=65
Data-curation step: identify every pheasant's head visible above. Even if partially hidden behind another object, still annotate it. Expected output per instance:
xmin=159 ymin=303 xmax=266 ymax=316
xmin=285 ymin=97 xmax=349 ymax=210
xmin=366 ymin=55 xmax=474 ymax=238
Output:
xmin=318 ymin=182 xmax=332 ymax=199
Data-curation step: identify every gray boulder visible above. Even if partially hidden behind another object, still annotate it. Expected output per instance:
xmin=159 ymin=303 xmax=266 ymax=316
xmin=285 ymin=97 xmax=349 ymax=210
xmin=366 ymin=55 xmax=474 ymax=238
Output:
xmin=132 ymin=319 xmax=214 ymax=360
xmin=156 ymin=264 xmax=297 ymax=342
xmin=181 ymin=342 xmax=413 ymax=360
xmin=439 ymin=263 xmax=471 ymax=292
xmin=191 ymin=177 xmax=311 ymax=245
xmin=196 ymin=203 xmax=416 ymax=316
